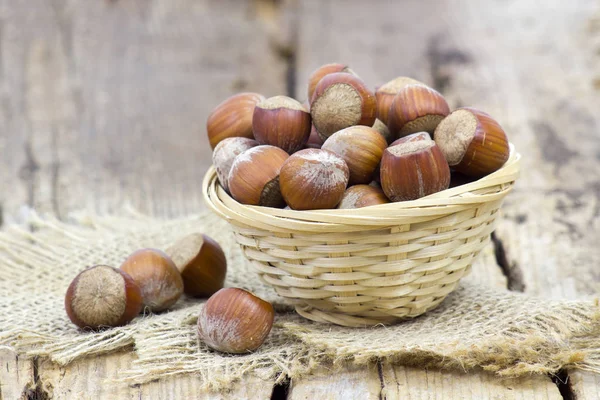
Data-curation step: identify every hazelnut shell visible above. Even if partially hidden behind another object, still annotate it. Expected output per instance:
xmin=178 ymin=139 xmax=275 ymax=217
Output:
xmin=197 ymin=288 xmax=274 ymax=354
xmin=120 ymin=248 xmax=184 ymax=312
xmin=166 ymin=233 xmax=227 ymax=297
xmin=65 ymin=265 xmax=143 ymax=330
xmin=375 ymin=76 xmax=423 ymax=124
xmin=307 ymin=63 xmax=354 ymax=101
xmin=206 ymin=92 xmax=265 ymax=149
xmin=212 ymin=137 xmax=259 ymax=192
xmin=434 ymin=107 xmax=509 ymax=177
xmin=252 ymin=96 xmax=311 ymax=153
xmin=280 ymin=148 xmax=349 ymax=210
xmin=228 ymin=145 xmax=289 ymax=207
xmin=387 ymin=84 xmax=450 ymax=138
xmin=322 ymin=126 xmax=387 ymax=185
xmin=337 ymin=185 xmax=389 ymax=209
xmin=381 ymin=140 xmax=450 ymax=202
xmin=310 ymin=73 xmax=376 ymax=140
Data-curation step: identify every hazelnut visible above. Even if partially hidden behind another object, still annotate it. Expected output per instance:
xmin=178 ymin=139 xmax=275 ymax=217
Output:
xmin=434 ymin=107 xmax=510 ymax=177
xmin=304 ymin=124 xmax=323 ymax=149
xmin=310 ymin=73 xmax=376 ymax=140
xmin=206 ymin=92 xmax=265 ymax=149
xmin=307 ymin=63 xmax=354 ymax=101
xmin=372 ymin=118 xmax=393 ymax=144
xmin=252 ymin=96 xmax=311 ymax=153
xmin=65 ymin=265 xmax=143 ymax=330
xmin=322 ymin=126 xmax=387 ymax=185
xmin=375 ymin=76 xmax=423 ymax=124
xmin=212 ymin=137 xmax=259 ymax=192
xmin=197 ymin=288 xmax=274 ymax=354
xmin=166 ymin=233 xmax=227 ymax=297
xmin=372 ymin=130 xmax=431 ymax=185
xmin=380 ymin=140 xmax=450 ymax=202
xmin=337 ymin=185 xmax=389 ymax=209
xmin=228 ymin=145 xmax=289 ymax=207
xmin=387 ymin=84 xmax=450 ymax=138
xmin=389 ymin=131 xmax=432 ymax=147
xmin=120 ymin=248 xmax=184 ymax=312
xmin=280 ymin=148 xmax=349 ymax=210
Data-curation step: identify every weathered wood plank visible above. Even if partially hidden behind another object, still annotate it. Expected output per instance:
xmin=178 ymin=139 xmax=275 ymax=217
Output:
xmin=288 ymin=364 xmax=382 ymax=400
xmin=0 ymin=347 xmax=35 ymax=400
xmin=570 ymin=370 xmax=600 ymax=400
xmin=37 ymin=351 xmax=274 ymax=400
xmin=381 ymin=364 xmax=562 ymax=400
xmin=0 ymin=0 xmax=289 ymax=221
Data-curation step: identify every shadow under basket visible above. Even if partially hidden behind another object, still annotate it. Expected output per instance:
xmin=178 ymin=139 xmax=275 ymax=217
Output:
xmin=202 ymin=144 xmax=521 ymax=327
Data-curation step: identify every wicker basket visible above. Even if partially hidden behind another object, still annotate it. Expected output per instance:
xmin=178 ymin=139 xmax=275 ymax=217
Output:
xmin=203 ymin=144 xmax=520 ymax=327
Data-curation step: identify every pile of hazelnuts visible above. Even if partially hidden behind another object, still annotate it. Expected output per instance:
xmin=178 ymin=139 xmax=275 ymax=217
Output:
xmin=208 ymin=64 xmax=510 ymax=210
xmin=65 ymin=234 xmax=275 ymax=354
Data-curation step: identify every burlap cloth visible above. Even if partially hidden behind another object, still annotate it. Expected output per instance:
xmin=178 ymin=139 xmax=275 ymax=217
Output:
xmin=1 ymin=208 xmax=599 ymax=390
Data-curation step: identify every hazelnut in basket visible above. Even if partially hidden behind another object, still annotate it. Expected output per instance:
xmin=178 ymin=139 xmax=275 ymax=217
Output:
xmin=280 ymin=148 xmax=349 ymax=210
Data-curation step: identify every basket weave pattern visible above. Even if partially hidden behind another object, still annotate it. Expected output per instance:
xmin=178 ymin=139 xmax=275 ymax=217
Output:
xmin=203 ymin=146 xmax=520 ymax=327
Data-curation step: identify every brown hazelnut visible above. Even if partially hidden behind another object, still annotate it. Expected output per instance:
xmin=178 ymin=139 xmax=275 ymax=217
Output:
xmin=322 ymin=126 xmax=387 ymax=185
xmin=387 ymin=84 xmax=450 ymax=138
xmin=280 ymin=148 xmax=349 ymax=210
xmin=120 ymin=249 xmax=184 ymax=312
xmin=252 ymin=96 xmax=311 ymax=153
xmin=197 ymin=288 xmax=274 ymax=354
xmin=389 ymin=131 xmax=432 ymax=147
xmin=337 ymin=185 xmax=389 ymax=209
xmin=228 ymin=145 xmax=289 ymax=207
xmin=212 ymin=137 xmax=259 ymax=192
xmin=434 ymin=107 xmax=510 ymax=177
xmin=65 ymin=265 xmax=143 ymax=330
xmin=381 ymin=140 xmax=450 ymax=202
xmin=307 ymin=63 xmax=354 ymax=101
xmin=375 ymin=76 xmax=423 ymax=124
xmin=374 ymin=131 xmax=433 ymax=183
xmin=166 ymin=233 xmax=227 ymax=297
xmin=206 ymin=92 xmax=265 ymax=149
xmin=310 ymin=73 xmax=376 ymax=140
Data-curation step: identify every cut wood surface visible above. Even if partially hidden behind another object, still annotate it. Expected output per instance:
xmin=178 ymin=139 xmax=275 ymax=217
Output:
xmin=1 ymin=0 xmax=598 ymax=398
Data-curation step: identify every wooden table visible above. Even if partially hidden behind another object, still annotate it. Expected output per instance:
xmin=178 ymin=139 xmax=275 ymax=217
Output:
xmin=1 ymin=0 xmax=599 ymax=398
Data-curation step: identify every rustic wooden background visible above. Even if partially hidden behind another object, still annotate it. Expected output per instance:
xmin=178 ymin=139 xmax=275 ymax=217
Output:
xmin=1 ymin=0 xmax=599 ymax=398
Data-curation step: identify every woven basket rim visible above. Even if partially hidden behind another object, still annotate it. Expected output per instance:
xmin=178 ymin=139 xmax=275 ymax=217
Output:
xmin=203 ymin=143 xmax=520 ymax=230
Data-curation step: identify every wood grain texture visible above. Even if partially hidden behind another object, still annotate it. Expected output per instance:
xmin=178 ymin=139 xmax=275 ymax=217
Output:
xmin=36 ymin=351 xmax=274 ymax=400
xmin=0 ymin=347 xmax=35 ymax=400
xmin=0 ymin=0 xmax=288 ymax=222
xmin=380 ymin=364 xmax=562 ymax=400
xmin=570 ymin=370 xmax=600 ymax=400
xmin=288 ymin=364 xmax=382 ymax=400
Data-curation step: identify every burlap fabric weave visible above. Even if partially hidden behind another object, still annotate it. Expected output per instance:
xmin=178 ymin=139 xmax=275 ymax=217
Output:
xmin=1 ymin=209 xmax=599 ymax=390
